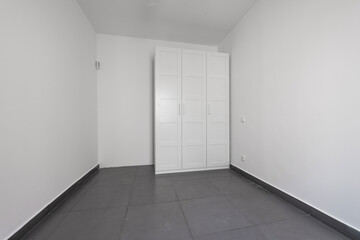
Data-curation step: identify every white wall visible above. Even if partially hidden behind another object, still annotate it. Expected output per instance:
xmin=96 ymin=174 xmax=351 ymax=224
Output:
xmin=219 ymin=0 xmax=360 ymax=230
xmin=97 ymin=34 xmax=217 ymax=168
xmin=0 ymin=1 xmax=98 ymax=239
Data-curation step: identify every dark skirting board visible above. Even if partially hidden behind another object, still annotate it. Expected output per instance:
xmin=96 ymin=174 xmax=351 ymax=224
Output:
xmin=8 ymin=165 xmax=99 ymax=240
xmin=230 ymin=164 xmax=359 ymax=240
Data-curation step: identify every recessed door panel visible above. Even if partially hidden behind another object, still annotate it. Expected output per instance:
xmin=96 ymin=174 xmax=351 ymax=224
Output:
xmin=157 ymin=146 xmax=180 ymax=171
xmin=208 ymin=78 xmax=226 ymax=99
xmin=159 ymin=51 xmax=179 ymax=75
xmin=207 ymin=55 xmax=227 ymax=77
xmin=183 ymin=146 xmax=204 ymax=168
xmin=207 ymin=145 xmax=227 ymax=167
xmin=159 ymin=100 xmax=178 ymax=122
xmin=183 ymin=77 xmax=203 ymax=98
xmin=183 ymin=53 xmax=204 ymax=77
xmin=184 ymin=100 xmax=203 ymax=121
xmin=159 ymin=123 xmax=179 ymax=143
xmin=208 ymin=101 xmax=226 ymax=122
xmin=208 ymin=123 xmax=226 ymax=142
xmin=183 ymin=123 xmax=203 ymax=143
xmin=157 ymin=76 xmax=178 ymax=99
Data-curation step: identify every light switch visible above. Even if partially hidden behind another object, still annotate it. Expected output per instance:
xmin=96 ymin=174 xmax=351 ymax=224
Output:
xmin=241 ymin=117 xmax=246 ymax=123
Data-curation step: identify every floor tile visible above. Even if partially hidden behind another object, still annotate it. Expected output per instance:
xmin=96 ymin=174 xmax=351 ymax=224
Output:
xmin=99 ymin=166 xmax=138 ymax=176
xmin=134 ymin=174 xmax=172 ymax=186
xmin=121 ymin=202 xmax=193 ymax=240
xmin=129 ymin=184 xmax=177 ymax=205
xmin=194 ymin=227 xmax=267 ymax=240
xmin=24 ymin=213 xmax=67 ymax=240
xmin=228 ymin=188 xmax=304 ymax=224
xmin=170 ymin=171 xmax=208 ymax=181
xmin=73 ymin=185 xmax=131 ymax=210
xmin=48 ymin=207 xmax=126 ymax=240
xmin=258 ymin=215 xmax=350 ymax=240
xmin=202 ymin=169 xmax=236 ymax=179
xmin=136 ymin=165 xmax=155 ymax=176
xmin=173 ymin=179 xmax=220 ymax=200
xmin=208 ymin=175 xmax=257 ymax=195
xmin=181 ymin=196 xmax=254 ymax=236
xmin=91 ymin=172 xmax=135 ymax=187
xmin=55 ymin=185 xmax=91 ymax=213
xmin=23 ymin=168 xmax=349 ymax=240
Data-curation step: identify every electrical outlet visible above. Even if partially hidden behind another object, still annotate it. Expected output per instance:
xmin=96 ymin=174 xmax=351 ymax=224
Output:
xmin=241 ymin=155 xmax=246 ymax=161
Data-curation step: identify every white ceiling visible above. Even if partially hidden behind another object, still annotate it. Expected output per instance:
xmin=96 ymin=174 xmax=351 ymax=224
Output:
xmin=77 ymin=0 xmax=257 ymax=45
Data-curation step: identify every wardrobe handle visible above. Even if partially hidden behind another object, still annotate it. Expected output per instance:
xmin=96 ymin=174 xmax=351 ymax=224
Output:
xmin=183 ymin=104 xmax=185 ymax=115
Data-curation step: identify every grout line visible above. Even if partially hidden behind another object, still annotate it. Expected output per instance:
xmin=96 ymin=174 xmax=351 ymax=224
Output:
xmin=128 ymin=199 xmax=179 ymax=207
xmin=192 ymin=224 xmax=261 ymax=239
xmin=117 ymin=166 xmax=139 ymax=240
xmin=171 ymin=178 xmax=195 ymax=240
xmin=60 ymin=205 xmax=129 ymax=213
xmin=191 ymin=214 xmax=309 ymax=240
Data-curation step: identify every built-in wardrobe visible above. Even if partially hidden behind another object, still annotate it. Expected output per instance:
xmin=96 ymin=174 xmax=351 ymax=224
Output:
xmin=155 ymin=47 xmax=229 ymax=174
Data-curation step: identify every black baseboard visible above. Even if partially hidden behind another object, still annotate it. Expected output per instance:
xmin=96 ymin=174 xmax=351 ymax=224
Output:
xmin=9 ymin=165 xmax=99 ymax=240
xmin=230 ymin=164 xmax=359 ymax=240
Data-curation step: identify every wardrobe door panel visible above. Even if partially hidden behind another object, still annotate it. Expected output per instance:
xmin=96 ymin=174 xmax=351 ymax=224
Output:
xmin=155 ymin=47 xmax=182 ymax=173
xmin=207 ymin=53 xmax=229 ymax=168
xmin=182 ymin=50 xmax=207 ymax=169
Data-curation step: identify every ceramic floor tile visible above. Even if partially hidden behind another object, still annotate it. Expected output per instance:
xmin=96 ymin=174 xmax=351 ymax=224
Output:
xmin=170 ymin=171 xmax=208 ymax=182
xmin=202 ymin=169 xmax=236 ymax=179
xmin=129 ymin=184 xmax=177 ymax=205
xmin=134 ymin=174 xmax=173 ymax=186
xmin=228 ymin=188 xmax=305 ymax=224
xmin=258 ymin=215 xmax=350 ymax=240
xmin=173 ymin=179 xmax=220 ymax=200
xmin=48 ymin=207 xmax=126 ymax=240
xmin=208 ymin=175 xmax=258 ymax=195
xmin=72 ymin=185 xmax=131 ymax=210
xmin=121 ymin=202 xmax=193 ymax=240
xmin=99 ymin=166 xmax=138 ymax=176
xmin=23 ymin=213 xmax=67 ymax=240
xmin=194 ymin=227 xmax=267 ymax=240
xmin=55 ymin=185 xmax=91 ymax=213
xmin=23 ymin=169 xmax=350 ymax=240
xmin=136 ymin=165 xmax=155 ymax=176
xmin=181 ymin=196 xmax=254 ymax=236
xmin=91 ymin=174 xmax=135 ymax=187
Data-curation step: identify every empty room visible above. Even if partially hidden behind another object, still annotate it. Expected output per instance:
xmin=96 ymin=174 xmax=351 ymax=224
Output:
xmin=1 ymin=0 xmax=360 ymax=239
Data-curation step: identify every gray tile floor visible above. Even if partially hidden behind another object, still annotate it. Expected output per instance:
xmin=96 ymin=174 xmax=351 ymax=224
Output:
xmin=23 ymin=166 xmax=349 ymax=240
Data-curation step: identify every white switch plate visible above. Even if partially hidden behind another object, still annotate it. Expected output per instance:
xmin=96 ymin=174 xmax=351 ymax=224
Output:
xmin=241 ymin=155 xmax=246 ymax=161
xmin=241 ymin=117 xmax=246 ymax=123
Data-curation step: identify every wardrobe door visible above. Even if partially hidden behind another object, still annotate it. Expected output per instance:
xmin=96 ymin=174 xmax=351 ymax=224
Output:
xmin=207 ymin=52 xmax=229 ymax=167
xmin=182 ymin=50 xmax=207 ymax=169
xmin=155 ymin=47 xmax=182 ymax=173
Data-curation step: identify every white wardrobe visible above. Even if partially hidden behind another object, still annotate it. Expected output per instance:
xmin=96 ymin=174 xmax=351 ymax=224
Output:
xmin=155 ymin=47 xmax=229 ymax=174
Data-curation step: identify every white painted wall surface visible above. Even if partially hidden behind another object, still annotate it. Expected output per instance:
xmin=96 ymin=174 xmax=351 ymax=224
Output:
xmin=0 ymin=1 xmax=98 ymax=239
xmin=97 ymin=34 xmax=217 ymax=168
xmin=219 ymin=0 xmax=360 ymax=230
